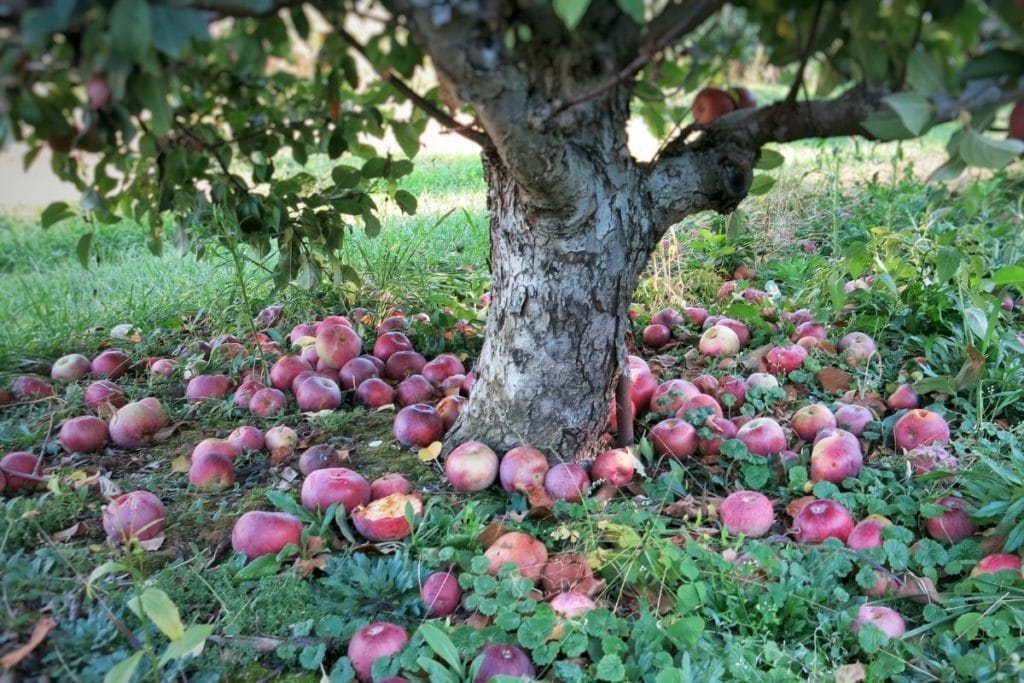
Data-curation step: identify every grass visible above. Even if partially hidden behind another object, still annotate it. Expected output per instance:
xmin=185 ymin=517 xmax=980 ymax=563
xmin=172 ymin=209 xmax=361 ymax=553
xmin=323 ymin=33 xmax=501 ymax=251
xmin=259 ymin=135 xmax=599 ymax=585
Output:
xmin=3 ymin=122 xmax=1024 ymax=681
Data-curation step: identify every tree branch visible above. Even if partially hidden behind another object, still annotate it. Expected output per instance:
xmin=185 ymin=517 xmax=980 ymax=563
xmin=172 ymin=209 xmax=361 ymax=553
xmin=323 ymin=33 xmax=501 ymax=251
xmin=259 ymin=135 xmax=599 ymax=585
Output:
xmin=547 ymin=0 xmax=725 ymax=120
xmin=784 ymin=0 xmax=825 ymax=105
xmin=335 ymin=26 xmax=492 ymax=150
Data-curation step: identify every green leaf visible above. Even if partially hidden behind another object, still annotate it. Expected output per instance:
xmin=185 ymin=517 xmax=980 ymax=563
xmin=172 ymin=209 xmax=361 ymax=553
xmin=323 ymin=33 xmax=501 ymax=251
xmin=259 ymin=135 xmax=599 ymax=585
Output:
xmin=664 ymin=615 xmax=704 ymax=647
xmin=862 ymin=109 xmax=915 ymax=140
xmin=104 ymin=651 xmax=144 ymax=683
xmin=86 ymin=561 xmax=127 ymax=599
xmin=884 ymin=92 xmax=932 ymax=135
xmin=299 ymin=642 xmax=327 ymax=670
xmin=553 ymin=0 xmax=591 ymax=29
xmin=958 ymin=128 xmax=1024 ymax=169
xmin=954 ymin=612 xmax=981 ymax=640
xmin=906 ymin=49 xmax=946 ymax=95
xmin=158 ymin=624 xmax=213 ymax=666
xmin=595 ymin=654 xmax=626 ymax=681
xmin=418 ymin=623 xmax=462 ymax=672
xmin=394 ymin=190 xmax=417 ymax=215
xmin=935 ymin=247 xmax=961 ymax=283
xmin=327 ymin=129 xmax=347 ymax=159
xmin=962 ymin=49 xmax=1024 ymax=81
xmin=74 ymin=232 xmax=94 ymax=269
xmin=963 ymin=306 xmax=988 ymax=340
xmin=41 ymin=201 xmax=74 ymax=229
xmin=857 ymin=623 xmax=888 ymax=654
xmin=110 ymin=0 xmax=152 ymax=61
xmin=992 ymin=265 xmax=1024 ymax=287
xmin=748 ymin=174 xmax=775 ymax=196
xmin=913 ymin=375 xmax=955 ymax=395
xmin=127 ymin=588 xmax=185 ymax=641
xmin=927 ymin=157 xmax=966 ymax=183
xmin=234 ymin=553 xmax=282 ymax=580
xmin=391 ymin=121 xmax=420 ymax=159
xmin=136 ymin=74 xmax=171 ymax=136
xmin=755 ymin=148 xmax=784 ymax=170
xmin=149 ymin=6 xmax=209 ymax=58
xmin=615 ymin=0 xmax=645 ymax=23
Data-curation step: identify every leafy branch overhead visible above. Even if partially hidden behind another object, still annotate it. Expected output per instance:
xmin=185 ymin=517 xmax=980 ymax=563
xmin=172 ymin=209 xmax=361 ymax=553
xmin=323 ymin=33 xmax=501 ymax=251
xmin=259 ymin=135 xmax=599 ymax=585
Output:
xmin=1 ymin=0 xmax=1023 ymax=288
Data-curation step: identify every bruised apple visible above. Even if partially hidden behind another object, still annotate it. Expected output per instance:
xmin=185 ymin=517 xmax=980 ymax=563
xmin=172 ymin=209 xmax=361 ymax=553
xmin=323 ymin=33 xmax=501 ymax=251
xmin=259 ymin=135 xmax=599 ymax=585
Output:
xmin=84 ymin=380 xmax=127 ymax=414
xmin=51 ymin=353 xmax=92 ymax=382
xmin=436 ymin=395 xmax=466 ymax=431
xmin=108 ymin=401 xmax=164 ymax=449
xmin=852 ymin=605 xmax=906 ymax=640
xmin=541 ymin=552 xmax=595 ymax=593
xmin=298 ymin=444 xmax=345 ymax=476
xmin=484 ymin=531 xmax=548 ymax=583
xmin=352 ymin=492 xmax=423 ymax=541
xmin=189 ymin=451 xmax=235 ymax=491
xmin=393 ymin=404 xmax=444 ymax=448
xmin=592 ymin=448 xmax=634 ymax=486
xmin=791 ymin=404 xmax=836 ymax=442
xmin=550 ymin=592 xmax=597 ymax=618
xmin=301 ymin=467 xmax=371 ymax=513
xmin=473 ymin=644 xmax=536 ymax=683
xmin=103 ymin=490 xmax=166 ymax=543
xmin=12 ymin=375 xmax=54 ymax=400
xmin=699 ymin=325 xmax=740 ymax=356
xmin=227 ymin=425 xmax=265 ymax=452
xmin=231 ymin=510 xmax=303 ymax=560
xmin=544 ymin=463 xmax=590 ymax=503
xmin=499 ymin=446 xmax=549 ymax=493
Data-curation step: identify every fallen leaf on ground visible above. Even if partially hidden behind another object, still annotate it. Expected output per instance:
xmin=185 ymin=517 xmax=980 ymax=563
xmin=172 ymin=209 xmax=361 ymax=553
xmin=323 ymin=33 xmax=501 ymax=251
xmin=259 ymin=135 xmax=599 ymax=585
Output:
xmin=0 ymin=616 xmax=57 ymax=668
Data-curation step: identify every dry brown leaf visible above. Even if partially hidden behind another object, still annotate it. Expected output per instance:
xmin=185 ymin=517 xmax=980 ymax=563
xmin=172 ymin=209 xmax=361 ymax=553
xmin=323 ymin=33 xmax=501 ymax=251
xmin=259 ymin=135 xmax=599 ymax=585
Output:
xmin=51 ymin=523 xmax=82 ymax=543
xmin=0 ymin=616 xmax=58 ymax=668
xmin=786 ymin=495 xmax=817 ymax=519
xmin=835 ymin=663 xmax=867 ymax=683
xmin=294 ymin=556 xmax=328 ymax=577
xmin=152 ymin=422 xmax=186 ymax=443
xmin=897 ymin=573 xmax=943 ymax=604
xmin=170 ymin=455 xmax=191 ymax=473
xmin=270 ymin=446 xmax=294 ymax=466
xmin=139 ymin=535 xmax=166 ymax=552
xmin=97 ymin=475 xmax=122 ymax=499
xmin=477 ymin=522 xmax=509 ymax=549
xmin=817 ymin=367 xmax=852 ymax=393
xmin=464 ymin=612 xmax=491 ymax=629
xmin=524 ymin=483 xmax=555 ymax=509
xmin=279 ymin=467 xmax=299 ymax=483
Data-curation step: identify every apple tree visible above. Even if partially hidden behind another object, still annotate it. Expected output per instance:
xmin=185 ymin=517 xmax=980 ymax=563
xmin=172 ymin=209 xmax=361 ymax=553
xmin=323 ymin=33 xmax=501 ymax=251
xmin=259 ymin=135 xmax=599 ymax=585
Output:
xmin=1 ymin=0 xmax=1023 ymax=461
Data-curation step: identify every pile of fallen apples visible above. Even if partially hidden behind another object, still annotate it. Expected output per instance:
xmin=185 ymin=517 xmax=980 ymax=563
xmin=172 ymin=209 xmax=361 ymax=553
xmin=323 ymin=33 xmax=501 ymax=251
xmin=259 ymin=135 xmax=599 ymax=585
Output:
xmin=3 ymin=275 xmax=1024 ymax=680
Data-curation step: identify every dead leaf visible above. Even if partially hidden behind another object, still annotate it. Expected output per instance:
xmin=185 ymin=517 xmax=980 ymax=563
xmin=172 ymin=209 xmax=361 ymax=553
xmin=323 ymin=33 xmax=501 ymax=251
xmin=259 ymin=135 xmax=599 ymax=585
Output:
xmin=294 ymin=556 xmax=328 ymax=577
xmin=835 ymin=663 xmax=866 ymax=683
xmin=51 ymin=523 xmax=82 ymax=543
xmin=897 ymin=572 xmax=942 ymax=604
xmin=524 ymin=483 xmax=555 ymax=509
xmin=786 ymin=495 xmax=816 ymax=519
xmin=374 ymin=404 xmax=396 ymax=412
xmin=464 ymin=612 xmax=491 ymax=630
xmin=97 ymin=475 xmax=122 ymax=499
xmin=0 ymin=616 xmax=57 ymax=668
xmin=270 ymin=447 xmax=295 ymax=466
xmin=170 ymin=455 xmax=191 ymax=473
xmin=152 ymin=422 xmax=187 ymax=443
xmin=546 ymin=622 xmax=565 ymax=642
xmin=417 ymin=442 xmax=443 ymax=463
xmin=367 ymin=440 xmax=383 ymax=448
xmin=279 ymin=467 xmax=299 ymax=483
xmin=139 ymin=535 xmax=166 ymax=552
xmin=477 ymin=522 xmax=509 ymax=549
xmin=817 ymin=367 xmax=852 ymax=393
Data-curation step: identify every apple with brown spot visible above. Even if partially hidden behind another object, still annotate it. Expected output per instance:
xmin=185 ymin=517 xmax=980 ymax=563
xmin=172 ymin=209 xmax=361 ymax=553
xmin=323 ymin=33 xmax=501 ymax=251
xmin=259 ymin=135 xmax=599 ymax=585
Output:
xmin=352 ymin=492 xmax=423 ymax=541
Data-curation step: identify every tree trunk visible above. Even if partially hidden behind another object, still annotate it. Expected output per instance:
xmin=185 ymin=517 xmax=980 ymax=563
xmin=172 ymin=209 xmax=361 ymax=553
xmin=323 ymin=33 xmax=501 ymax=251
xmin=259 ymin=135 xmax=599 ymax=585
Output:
xmin=445 ymin=150 xmax=654 ymax=462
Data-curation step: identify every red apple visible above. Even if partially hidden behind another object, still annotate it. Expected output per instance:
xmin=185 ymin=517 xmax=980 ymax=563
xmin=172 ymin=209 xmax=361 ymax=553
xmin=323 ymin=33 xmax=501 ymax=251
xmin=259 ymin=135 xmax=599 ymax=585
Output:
xmin=764 ymin=345 xmax=807 ymax=374
xmin=716 ymin=375 xmax=749 ymax=411
xmin=642 ymin=324 xmax=671 ymax=349
xmin=925 ymin=496 xmax=976 ymax=543
xmin=650 ymin=418 xmax=698 ymax=459
xmin=693 ymin=374 xmax=719 ymax=394
xmin=550 ymin=592 xmax=597 ymax=618
xmin=352 ymin=492 xmax=423 ymax=542
xmin=790 ymin=322 xmax=826 ymax=343
xmin=295 ymin=376 xmax=341 ymax=411
xmin=834 ymin=403 xmax=875 ymax=437
xmin=683 ymin=307 xmax=708 ymax=327
xmin=108 ymin=401 xmax=163 ymax=448
xmin=59 ymin=415 xmax=109 ymax=453
xmin=12 ymin=375 xmax=55 ymax=400
xmin=441 ymin=374 xmax=466 ymax=395
xmin=810 ymin=432 xmax=863 ymax=485
xmin=378 ymin=315 xmax=410 ymax=333
xmin=186 ymin=374 xmax=233 ymax=403
xmin=698 ymin=416 xmax=738 ymax=456
xmin=887 ymin=384 xmax=920 ymax=411
xmin=847 ymin=516 xmax=892 ymax=551
xmin=393 ymin=404 xmax=444 ymax=448
xmin=544 ymin=463 xmax=590 ymax=503
xmin=437 ymin=395 xmax=466 ymax=431
xmin=852 ymin=605 xmax=906 ymax=640
xmin=473 ymin=644 xmax=536 ymax=683
xmin=91 ymin=349 xmax=130 ymax=379
xmin=301 ymin=467 xmax=371 ymax=513
xmin=149 ymin=358 xmax=178 ymax=378
xmin=288 ymin=323 xmax=318 ymax=346
xmin=254 ymin=304 xmax=283 ymax=329
xmin=720 ymin=490 xmax=774 ymax=537
xmin=189 ymin=451 xmax=235 ymax=491
xmin=193 ymin=438 xmax=241 ymax=462
xmin=791 ymin=404 xmax=837 ymax=442
xmin=316 ymin=323 xmax=362 ymax=369
xmin=692 ymin=87 xmax=735 ymax=124
xmin=373 ymin=332 xmax=413 ymax=362
xmin=233 ymin=379 xmax=266 ymax=408
xmin=349 ymin=622 xmax=409 ymax=683
xmin=270 ymin=355 xmax=313 ymax=392
xmin=907 ymin=445 xmax=958 ymax=477
xmin=370 ymin=473 xmax=411 ymax=500
xmin=630 ymin=370 xmax=659 ymax=415
xmin=385 ymin=350 xmax=427 ymax=381
xmin=102 ymin=490 xmax=166 ymax=543
xmin=839 ymin=332 xmax=877 ymax=367
xmin=316 ymin=315 xmax=352 ymax=332
xmin=484 ymin=531 xmax=548 ymax=583
xmin=792 ymin=499 xmax=854 ymax=543
xmin=51 ymin=353 xmax=92 ymax=382
xmin=649 ymin=379 xmax=701 ymax=416
xmin=445 ymin=441 xmax=499 ymax=492
xmin=84 ymin=380 xmax=127 ymax=414
xmin=737 ymin=417 xmax=786 ymax=456
xmin=421 ymin=571 xmax=462 ymax=617
xmin=138 ymin=397 xmax=169 ymax=428
xmin=396 ymin=374 xmax=436 ymax=406
xmin=592 ymin=448 xmax=634 ymax=486
xmin=248 ymin=387 xmax=288 ymax=417
xmin=297 ymin=444 xmax=343 ymax=476
xmin=422 ymin=354 xmax=466 ymax=384
xmin=356 ymin=378 xmax=395 ymax=409
xmin=227 ymin=425 xmax=264 ymax=452
xmin=264 ymin=425 xmax=298 ymax=453
xmin=231 ymin=510 xmax=303 ymax=560
xmin=499 ymin=446 xmax=550 ymax=493
xmin=971 ymin=554 xmax=1022 ymax=577
xmin=894 ymin=409 xmax=950 ymax=451
xmin=339 ymin=357 xmax=379 ymax=390
xmin=0 ymin=452 xmax=44 ymax=493
xmin=1010 ymin=99 xmax=1024 ymax=140
xmin=677 ymin=393 xmax=724 ymax=420
xmin=699 ymin=325 xmax=740 ymax=356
